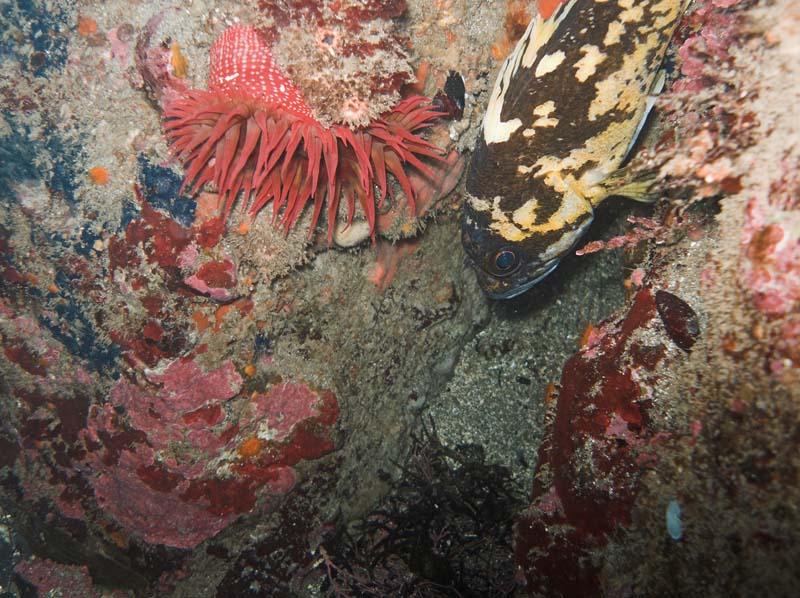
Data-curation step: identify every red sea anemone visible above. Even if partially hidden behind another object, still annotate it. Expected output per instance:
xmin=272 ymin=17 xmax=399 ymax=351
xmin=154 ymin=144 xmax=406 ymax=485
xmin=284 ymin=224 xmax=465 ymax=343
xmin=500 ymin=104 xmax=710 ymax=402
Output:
xmin=163 ymin=25 xmax=445 ymax=243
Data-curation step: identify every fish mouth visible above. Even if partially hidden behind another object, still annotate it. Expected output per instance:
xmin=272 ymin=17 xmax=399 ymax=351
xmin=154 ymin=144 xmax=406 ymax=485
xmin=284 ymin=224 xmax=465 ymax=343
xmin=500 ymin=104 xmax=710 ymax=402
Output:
xmin=474 ymin=260 xmax=560 ymax=300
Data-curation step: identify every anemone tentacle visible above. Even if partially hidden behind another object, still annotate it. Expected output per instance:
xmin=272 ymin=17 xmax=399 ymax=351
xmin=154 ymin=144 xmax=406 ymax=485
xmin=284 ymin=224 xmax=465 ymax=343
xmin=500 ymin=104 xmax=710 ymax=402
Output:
xmin=163 ymin=25 xmax=446 ymax=243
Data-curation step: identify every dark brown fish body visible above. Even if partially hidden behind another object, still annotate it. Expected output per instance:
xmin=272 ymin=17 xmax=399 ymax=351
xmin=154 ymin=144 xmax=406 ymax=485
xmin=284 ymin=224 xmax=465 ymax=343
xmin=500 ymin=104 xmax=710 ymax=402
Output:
xmin=462 ymin=0 xmax=688 ymax=298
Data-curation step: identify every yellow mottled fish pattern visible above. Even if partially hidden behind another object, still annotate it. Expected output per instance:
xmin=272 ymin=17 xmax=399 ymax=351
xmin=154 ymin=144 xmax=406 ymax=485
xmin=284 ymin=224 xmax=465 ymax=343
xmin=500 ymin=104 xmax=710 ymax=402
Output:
xmin=462 ymin=0 xmax=689 ymax=299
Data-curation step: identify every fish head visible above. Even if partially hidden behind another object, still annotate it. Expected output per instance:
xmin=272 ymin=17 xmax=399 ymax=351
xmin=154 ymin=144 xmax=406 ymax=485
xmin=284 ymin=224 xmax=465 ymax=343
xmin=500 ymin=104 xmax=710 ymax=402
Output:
xmin=461 ymin=183 xmax=594 ymax=300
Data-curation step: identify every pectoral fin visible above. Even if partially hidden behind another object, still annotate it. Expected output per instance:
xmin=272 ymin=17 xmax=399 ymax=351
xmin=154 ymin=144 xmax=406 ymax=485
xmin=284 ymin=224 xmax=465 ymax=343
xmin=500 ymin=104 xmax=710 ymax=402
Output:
xmin=599 ymin=165 xmax=661 ymax=204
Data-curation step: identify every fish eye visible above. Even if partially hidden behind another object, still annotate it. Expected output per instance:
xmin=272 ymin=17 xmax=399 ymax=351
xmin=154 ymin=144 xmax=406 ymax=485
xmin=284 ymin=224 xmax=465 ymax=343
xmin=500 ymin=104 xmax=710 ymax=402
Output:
xmin=492 ymin=248 xmax=518 ymax=275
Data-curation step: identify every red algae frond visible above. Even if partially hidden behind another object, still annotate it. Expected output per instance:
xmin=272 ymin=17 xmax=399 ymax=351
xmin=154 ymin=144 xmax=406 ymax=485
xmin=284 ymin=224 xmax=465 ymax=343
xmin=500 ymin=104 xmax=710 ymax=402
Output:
xmin=163 ymin=25 xmax=445 ymax=243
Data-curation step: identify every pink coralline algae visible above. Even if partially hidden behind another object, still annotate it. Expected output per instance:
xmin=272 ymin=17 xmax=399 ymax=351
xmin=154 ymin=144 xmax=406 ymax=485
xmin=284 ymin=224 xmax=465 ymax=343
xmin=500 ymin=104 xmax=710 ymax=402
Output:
xmin=82 ymin=358 xmax=338 ymax=548
xmin=741 ymin=158 xmax=800 ymax=319
xmin=673 ymin=0 xmax=744 ymax=94
xmin=647 ymin=0 xmax=755 ymax=202
xmin=576 ymin=216 xmax=662 ymax=256
xmin=14 ymin=557 xmax=129 ymax=598
xmin=738 ymin=157 xmax=800 ymax=382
